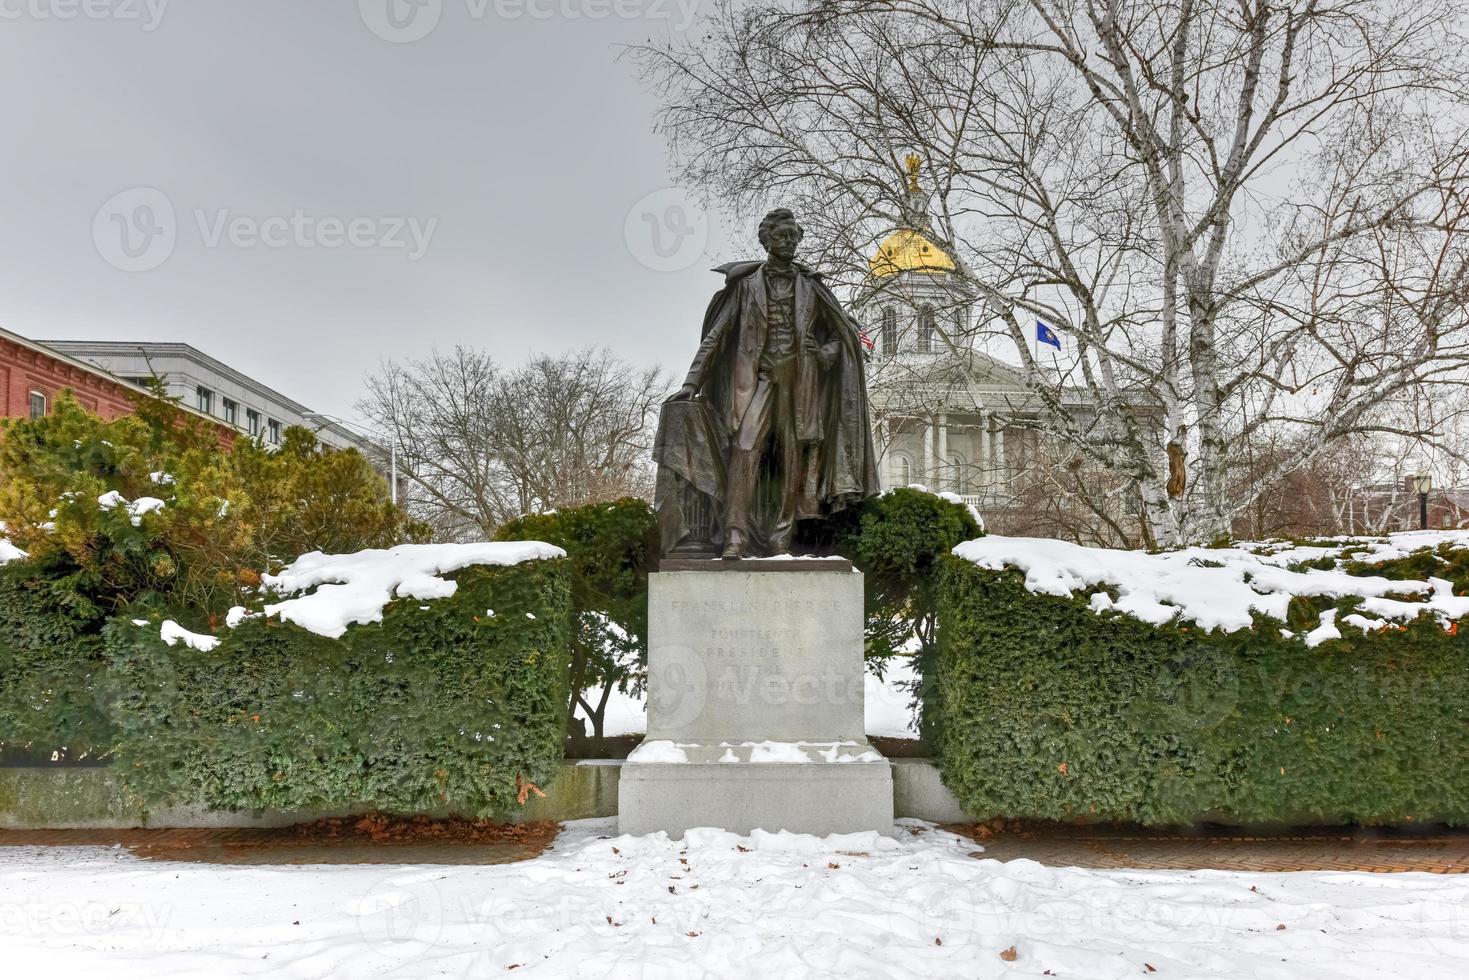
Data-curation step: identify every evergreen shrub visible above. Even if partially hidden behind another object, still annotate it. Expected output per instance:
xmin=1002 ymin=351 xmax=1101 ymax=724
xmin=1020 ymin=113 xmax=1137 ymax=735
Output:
xmin=104 ymin=560 xmax=571 ymax=816
xmin=934 ymin=555 xmax=1469 ymax=826
xmin=496 ymin=498 xmax=657 ymax=742
xmin=0 ymin=554 xmax=112 ymax=759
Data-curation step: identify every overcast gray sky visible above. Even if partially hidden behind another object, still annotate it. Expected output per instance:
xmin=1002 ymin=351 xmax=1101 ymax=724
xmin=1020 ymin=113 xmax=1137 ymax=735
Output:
xmin=1 ymin=1 xmax=740 ymax=425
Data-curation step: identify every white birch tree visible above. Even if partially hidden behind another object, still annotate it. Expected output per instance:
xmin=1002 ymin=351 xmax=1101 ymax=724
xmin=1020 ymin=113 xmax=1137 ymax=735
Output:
xmin=632 ymin=0 xmax=1469 ymax=544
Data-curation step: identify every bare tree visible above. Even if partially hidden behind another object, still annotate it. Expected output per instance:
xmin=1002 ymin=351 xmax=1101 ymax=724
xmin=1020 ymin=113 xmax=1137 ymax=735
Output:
xmin=632 ymin=0 xmax=1469 ymax=545
xmin=358 ymin=347 xmax=669 ymax=539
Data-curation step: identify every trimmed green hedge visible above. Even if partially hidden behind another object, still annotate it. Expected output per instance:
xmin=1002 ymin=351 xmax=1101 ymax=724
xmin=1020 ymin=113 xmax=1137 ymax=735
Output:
xmin=101 ymin=559 xmax=571 ymax=817
xmin=934 ymin=555 xmax=1469 ymax=826
xmin=0 ymin=555 xmax=113 ymax=760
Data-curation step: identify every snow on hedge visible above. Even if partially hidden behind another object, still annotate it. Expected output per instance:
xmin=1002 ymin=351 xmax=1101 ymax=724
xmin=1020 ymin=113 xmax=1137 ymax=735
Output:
xmin=0 ymin=537 xmax=24 ymax=565
xmin=954 ymin=531 xmax=1469 ymax=642
xmin=96 ymin=490 xmax=167 ymax=526
xmin=258 ymin=541 xmax=565 ymax=638
xmin=130 ymin=618 xmax=222 ymax=652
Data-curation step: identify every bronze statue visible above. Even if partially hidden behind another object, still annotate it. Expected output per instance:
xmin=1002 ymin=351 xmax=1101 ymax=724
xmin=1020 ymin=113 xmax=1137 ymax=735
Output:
xmin=654 ymin=208 xmax=880 ymax=558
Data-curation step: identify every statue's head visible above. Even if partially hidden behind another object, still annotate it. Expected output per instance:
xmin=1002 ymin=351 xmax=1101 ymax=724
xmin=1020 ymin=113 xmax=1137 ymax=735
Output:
xmin=757 ymin=208 xmax=803 ymax=262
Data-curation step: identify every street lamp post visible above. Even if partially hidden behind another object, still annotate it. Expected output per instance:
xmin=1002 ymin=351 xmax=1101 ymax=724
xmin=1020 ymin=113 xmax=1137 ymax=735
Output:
xmin=1413 ymin=472 xmax=1433 ymax=530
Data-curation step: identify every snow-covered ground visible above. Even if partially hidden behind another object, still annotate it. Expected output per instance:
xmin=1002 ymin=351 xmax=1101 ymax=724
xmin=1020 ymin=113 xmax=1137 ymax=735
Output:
xmin=597 ymin=657 xmax=920 ymax=740
xmin=2 ymin=819 xmax=1466 ymax=978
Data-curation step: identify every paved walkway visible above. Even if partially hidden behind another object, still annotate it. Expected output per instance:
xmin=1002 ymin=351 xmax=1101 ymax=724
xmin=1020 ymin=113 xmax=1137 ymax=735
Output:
xmin=0 ymin=825 xmax=555 ymax=865
xmin=952 ymin=826 xmax=1469 ymax=873
xmin=5 ymin=824 xmax=1469 ymax=872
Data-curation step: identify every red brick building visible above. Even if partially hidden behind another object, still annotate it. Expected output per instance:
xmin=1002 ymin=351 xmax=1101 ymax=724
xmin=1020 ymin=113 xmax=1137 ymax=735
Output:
xmin=1 ymin=326 xmax=143 ymax=422
xmin=0 ymin=326 xmax=236 ymax=444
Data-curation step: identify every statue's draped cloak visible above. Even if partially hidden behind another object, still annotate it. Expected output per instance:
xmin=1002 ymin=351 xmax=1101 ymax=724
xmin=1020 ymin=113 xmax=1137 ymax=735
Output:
xmin=654 ymin=260 xmax=880 ymax=552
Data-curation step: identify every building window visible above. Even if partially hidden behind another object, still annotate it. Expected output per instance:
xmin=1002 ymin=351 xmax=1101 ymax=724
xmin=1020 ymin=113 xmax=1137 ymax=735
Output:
xmin=267 ymin=419 xmax=281 ymax=445
xmin=196 ymin=386 xmax=214 ymax=415
xmin=221 ymin=398 xmax=238 ymax=426
xmin=881 ymin=307 xmax=898 ymax=353
xmin=245 ymin=409 xmax=261 ymax=437
xmin=917 ymin=308 xmax=934 ymax=353
xmin=891 ymin=453 xmax=913 ymax=486
xmin=952 ymin=306 xmax=966 ymax=335
xmin=948 ymin=453 xmax=972 ymax=493
xmin=28 ymin=390 xmax=47 ymax=419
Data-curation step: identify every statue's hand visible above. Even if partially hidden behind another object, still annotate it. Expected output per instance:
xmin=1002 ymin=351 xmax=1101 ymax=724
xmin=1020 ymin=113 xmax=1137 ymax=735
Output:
xmin=666 ymin=383 xmax=699 ymax=402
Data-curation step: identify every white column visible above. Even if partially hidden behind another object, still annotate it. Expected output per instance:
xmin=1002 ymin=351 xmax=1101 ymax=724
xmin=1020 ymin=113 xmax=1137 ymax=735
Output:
xmin=978 ymin=413 xmax=991 ymax=487
xmin=920 ymin=416 xmax=932 ymax=488
xmin=936 ymin=413 xmax=948 ymax=491
xmin=876 ymin=417 xmax=890 ymax=488
xmin=995 ymin=424 xmax=1006 ymax=480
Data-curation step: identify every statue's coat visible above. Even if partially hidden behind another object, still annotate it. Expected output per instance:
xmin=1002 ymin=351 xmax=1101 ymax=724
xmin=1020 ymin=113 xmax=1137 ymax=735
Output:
xmin=654 ymin=260 xmax=880 ymax=552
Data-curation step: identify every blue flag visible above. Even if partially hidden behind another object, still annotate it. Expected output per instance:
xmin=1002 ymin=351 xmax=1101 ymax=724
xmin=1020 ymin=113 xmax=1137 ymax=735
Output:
xmin=1036 ymin=320 xmax=1062 ymax=349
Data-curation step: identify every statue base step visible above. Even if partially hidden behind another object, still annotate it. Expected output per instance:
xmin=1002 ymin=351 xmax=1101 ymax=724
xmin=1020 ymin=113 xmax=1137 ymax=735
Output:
xmin=618 ymin=752 xmax=893 ymax=838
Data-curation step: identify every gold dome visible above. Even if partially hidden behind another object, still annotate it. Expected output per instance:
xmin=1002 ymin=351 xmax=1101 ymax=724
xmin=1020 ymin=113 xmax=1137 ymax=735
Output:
xmin=869 ymin=228 xmax=956 ymax=277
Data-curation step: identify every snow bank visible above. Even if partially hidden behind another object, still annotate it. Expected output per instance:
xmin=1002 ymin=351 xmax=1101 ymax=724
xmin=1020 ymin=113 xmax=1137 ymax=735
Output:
xmin=261 ymin=541 xmax=565 ymax=638
xmin=2 ymin=819 xmax=1467 ymax=978
xmin=955 ymin=531 xmax=1469 ymax=639
xmin=0 ymin=537 xmax=24 ymax=564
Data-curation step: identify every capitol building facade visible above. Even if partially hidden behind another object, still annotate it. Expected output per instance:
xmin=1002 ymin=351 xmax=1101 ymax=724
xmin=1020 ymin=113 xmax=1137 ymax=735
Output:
xmin=855 ymin=164 xmax=1094 ymax=523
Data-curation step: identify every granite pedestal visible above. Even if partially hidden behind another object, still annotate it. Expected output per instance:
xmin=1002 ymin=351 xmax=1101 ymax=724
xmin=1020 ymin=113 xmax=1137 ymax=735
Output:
xmin=618 ymin=559 xmax=894 ymax=837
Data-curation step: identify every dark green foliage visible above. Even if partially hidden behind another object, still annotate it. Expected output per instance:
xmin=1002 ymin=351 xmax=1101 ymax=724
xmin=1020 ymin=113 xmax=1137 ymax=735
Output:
xmin=0 ymin=555 xmax=113 ymax=759
xmin=832 ymin=487 xmax=984 ymax=661
xmin=104 ymin=561 xmax=571 ymax=817
xmin=496 ymin=499 xmax=658 ymax=741
xmin=934 ymin=556 xmax=1469 ymax=826
xmin=829 ymin=488 xmax=983 ymax=744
